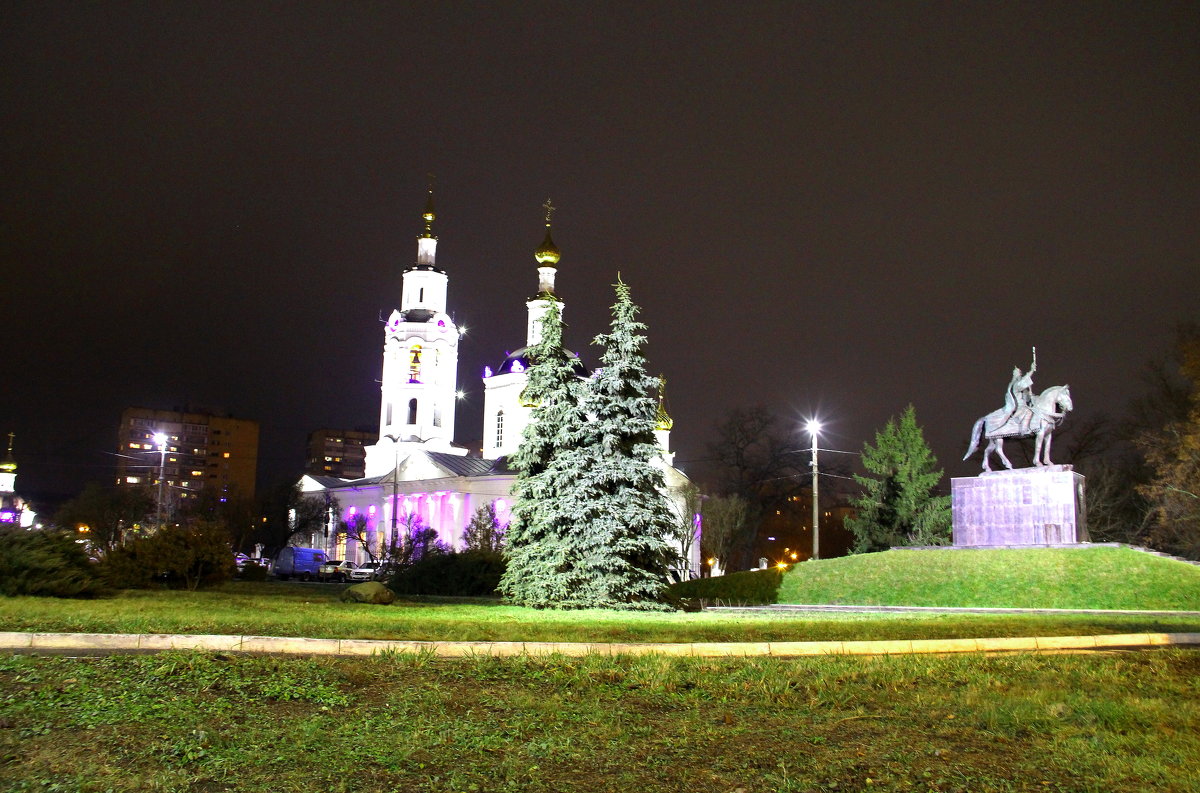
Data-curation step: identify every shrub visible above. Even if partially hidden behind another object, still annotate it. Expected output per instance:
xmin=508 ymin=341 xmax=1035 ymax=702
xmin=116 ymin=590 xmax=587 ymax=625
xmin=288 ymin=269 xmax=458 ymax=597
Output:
xmin=389 ymin=549 xmax=506 ymax=597
xmin=100 ymin=521 xmax=235 ymax=590
xmin=664 ymin=568 xmax=784 ymax=606
xmin=0 ymin=526 xmax=108 ymax=597
xmin=238 ymin=561 xmax=269 ymax=581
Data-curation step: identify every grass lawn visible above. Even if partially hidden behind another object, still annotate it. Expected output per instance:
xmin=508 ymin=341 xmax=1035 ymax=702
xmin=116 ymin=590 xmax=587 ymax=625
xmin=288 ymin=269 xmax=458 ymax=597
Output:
xmin=4 ymin=549 xmax=1199 ymax=791
xmin=2 ymin=581 xmax=1200 ymax=644
xmin=777 ymin=547 xmax=1200 ymax=610
xmin=2 ymin=650 xmax=1198 ymax=792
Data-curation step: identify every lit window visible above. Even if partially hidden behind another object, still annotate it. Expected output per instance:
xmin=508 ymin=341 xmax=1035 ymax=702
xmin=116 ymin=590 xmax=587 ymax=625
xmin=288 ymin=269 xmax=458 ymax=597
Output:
xmin=223 ymin=452 xmax=230 ymax=459
xmin=495 ymin=411 xmax=504 ymax=448
xmin=125 ymin=476 xmax=141 ymax=484
xmin=128 ymin=443 xmax=140 ymax=449
xmin=191 ymin=470 xmax=202 ymax=476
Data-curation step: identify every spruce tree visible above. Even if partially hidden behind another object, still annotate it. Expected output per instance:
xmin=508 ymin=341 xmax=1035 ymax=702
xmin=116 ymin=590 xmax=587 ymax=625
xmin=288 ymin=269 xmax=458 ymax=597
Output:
xmin=846 ymin=404 xmax=951 ymax=552
xmin=499 ymin=301 xmax=590 ymax=607
xmin=568 ymin=278 xmax=674 ymax=609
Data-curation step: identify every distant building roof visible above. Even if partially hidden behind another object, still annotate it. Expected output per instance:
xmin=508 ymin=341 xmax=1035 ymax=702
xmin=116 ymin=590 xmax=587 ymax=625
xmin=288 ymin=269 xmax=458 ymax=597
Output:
xmin=427 ymin=452 xmax=515 ymax=477
xmin=307 ymin=474 xmax=389 ymax=490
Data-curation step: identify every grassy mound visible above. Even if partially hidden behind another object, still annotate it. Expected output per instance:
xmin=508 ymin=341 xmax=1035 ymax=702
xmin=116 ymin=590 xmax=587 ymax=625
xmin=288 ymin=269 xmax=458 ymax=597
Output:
xmin=778 ymin=546 xmax=1200 ymax=610
xmin=666 ymin=568 xmax=784 ymax=605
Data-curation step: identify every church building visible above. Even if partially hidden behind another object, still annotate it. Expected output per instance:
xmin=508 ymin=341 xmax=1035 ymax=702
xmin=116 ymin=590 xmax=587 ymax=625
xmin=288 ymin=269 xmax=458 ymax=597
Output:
xmin=0 ymin=434 xmax=36 ymax=528
xmin=298 ymin=194 xmax=698 ymax=576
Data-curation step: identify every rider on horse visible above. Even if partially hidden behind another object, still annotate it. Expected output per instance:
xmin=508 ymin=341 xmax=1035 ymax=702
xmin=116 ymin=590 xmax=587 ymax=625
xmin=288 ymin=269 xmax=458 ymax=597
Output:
xmin=1002 ymin=353 xmax=1037 ymax=434
xmin=965 ymin=347 xmax=1073 ymax=471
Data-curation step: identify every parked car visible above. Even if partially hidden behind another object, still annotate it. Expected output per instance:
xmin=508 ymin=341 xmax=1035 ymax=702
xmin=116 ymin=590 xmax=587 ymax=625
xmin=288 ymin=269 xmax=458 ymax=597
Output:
xmin=349 ymin=561 xmax=387 ymax=581
xmin=274 ymin=547 xmax=326 ymax=581
xmin=318 ymin=559 xmax=357 ymax=582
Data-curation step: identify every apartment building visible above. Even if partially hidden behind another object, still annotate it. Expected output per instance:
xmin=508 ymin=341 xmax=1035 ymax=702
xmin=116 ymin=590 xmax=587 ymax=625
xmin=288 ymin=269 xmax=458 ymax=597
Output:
xmin=116 ymin=407 xmax=259 ymax=505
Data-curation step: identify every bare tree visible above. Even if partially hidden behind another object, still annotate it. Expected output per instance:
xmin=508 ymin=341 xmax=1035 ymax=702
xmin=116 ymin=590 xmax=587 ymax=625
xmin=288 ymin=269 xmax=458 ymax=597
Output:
xmin=340 ymin=512 xmax=380 ymax=563
xmin=462 ymin=501 xmax=505 ymax=552
xmin=699 ymin=494 xmax=752 ymax=574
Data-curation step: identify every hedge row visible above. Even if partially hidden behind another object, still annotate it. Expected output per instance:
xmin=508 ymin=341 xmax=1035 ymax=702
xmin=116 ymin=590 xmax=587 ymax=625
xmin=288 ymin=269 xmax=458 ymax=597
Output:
xmin=388 ymin=549 xmax=505 ymax=597
xmin=664 ymin=568 xmax=784 ymax=606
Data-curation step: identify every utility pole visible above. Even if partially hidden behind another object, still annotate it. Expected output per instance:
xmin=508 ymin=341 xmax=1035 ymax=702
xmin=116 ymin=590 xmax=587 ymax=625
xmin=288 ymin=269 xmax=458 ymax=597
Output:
xmin=807 ymin=420 xmax=821 ymax=560
xmin=153 ymin=432 xmax=168 ymax=530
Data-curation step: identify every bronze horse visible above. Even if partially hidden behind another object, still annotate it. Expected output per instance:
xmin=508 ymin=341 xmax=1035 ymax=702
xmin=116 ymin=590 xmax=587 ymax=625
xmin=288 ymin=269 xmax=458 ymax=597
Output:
xmin=963 ymin=384 xmax=1073 ymax=472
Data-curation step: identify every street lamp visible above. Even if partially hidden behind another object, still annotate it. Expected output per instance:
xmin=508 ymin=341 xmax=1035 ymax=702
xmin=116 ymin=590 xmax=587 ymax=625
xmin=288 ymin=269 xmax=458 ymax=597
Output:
xmin=379 ymin=433 xmax=436 ymax=562
xmin=153 ymin=432 xmax=168 ymax=530
xmin=806 ymin=419 xmax=821 ymax=561
xmin=382 ymin=433 xmax=422 ymax=554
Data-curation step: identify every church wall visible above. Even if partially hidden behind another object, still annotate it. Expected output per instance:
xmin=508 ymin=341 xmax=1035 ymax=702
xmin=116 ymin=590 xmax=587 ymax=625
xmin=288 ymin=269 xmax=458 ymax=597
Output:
xmin=481 ymin=373 xmax=533 ymax=459
xmin=301 ymin=474 xmax=517 ymax=564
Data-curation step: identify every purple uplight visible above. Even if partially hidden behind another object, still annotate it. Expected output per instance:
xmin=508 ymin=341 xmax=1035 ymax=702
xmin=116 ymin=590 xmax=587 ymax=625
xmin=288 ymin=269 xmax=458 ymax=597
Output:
xmin=482 ymin=366 xmax=493 ymax=378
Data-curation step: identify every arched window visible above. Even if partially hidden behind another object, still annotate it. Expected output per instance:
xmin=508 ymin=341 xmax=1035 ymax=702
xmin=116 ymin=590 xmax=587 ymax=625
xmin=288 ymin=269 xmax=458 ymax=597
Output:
xmin=495 ymin=410 xmax=504 ymax=448
xmin=407 ymin=398 xmax=418 ymax=425
xmin=409 ymin=345 xmax=422 ymax=383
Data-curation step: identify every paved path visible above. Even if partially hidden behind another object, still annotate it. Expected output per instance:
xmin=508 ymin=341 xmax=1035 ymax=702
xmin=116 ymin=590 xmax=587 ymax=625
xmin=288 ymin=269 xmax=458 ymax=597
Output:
xmin=3 ymin=630 xmax=1198 ymax=658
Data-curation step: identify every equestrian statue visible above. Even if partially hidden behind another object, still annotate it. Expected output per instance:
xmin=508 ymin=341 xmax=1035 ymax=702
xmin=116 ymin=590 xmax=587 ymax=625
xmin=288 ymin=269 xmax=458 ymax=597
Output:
xmin=963 ymin=347 xmax=1073 ymax=472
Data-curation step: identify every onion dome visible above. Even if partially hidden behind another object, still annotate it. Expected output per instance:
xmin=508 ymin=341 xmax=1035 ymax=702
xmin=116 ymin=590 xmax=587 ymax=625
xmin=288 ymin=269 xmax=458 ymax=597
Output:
xmin=420 ymin=188 xmax=436 ymax=239
xmin=494 ymin=347 xmax=588 ymax=378
xmin=534 ymin=198 xmax=560 ymax=266
xmin=655 ymin=378 xmax=674 ymax=431
xmin=0 ymin=433 xmax=15 ymax=474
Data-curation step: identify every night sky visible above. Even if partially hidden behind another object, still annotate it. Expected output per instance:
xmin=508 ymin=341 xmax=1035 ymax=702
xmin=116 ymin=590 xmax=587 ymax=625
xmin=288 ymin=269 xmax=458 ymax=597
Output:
xmin=3 ymin=2 xmax=1197 ymax=502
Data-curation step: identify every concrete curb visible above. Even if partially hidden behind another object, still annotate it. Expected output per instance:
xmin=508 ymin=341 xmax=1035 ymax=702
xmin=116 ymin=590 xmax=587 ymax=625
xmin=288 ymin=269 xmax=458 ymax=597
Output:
xmin=2 ymin=631 xmax=1198 ymax=658
xmin=709 ymin=605 xmax=1200 ymax=617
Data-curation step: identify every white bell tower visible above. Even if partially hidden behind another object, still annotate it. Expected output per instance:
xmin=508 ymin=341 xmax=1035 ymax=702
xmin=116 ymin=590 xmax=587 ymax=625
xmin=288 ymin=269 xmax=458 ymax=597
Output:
xmin=364 ymin=190 xmax=465 ymax=477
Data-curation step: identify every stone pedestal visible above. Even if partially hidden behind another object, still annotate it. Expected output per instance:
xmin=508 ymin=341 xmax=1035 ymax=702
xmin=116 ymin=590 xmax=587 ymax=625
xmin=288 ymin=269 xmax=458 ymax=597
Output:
xmin=952 ymin=465 xmax=1088 ymax=547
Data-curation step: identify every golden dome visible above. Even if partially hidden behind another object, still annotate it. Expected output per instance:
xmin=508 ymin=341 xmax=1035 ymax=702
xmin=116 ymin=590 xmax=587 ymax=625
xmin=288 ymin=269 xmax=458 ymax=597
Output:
xmin=534 ymin=198 xmax=560 ymax=266
xmin=655 ymin=378 xmax=674 ymax=431
xmin=420 ymin=189 xmax=436 ymax=238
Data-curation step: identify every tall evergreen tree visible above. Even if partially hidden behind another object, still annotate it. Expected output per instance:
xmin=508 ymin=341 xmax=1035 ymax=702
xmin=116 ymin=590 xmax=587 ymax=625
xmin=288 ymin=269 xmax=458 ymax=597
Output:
xmin=568 ymin=278 xmax=674 ymax=609
xmin=846 ymin=405 xmax=951 ymax=552
xmin=499 ymin=301 xmax=590 ymax=607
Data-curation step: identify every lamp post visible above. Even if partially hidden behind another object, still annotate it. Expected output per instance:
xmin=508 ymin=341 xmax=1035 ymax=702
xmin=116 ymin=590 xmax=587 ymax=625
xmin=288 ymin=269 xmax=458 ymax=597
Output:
xmin=806 ymin=420 xmax=821 ymax=560
xmin=383 ymin=433 xmax=406 ymax=555
xmin=153 ymin=432 xmax=168 ymax=530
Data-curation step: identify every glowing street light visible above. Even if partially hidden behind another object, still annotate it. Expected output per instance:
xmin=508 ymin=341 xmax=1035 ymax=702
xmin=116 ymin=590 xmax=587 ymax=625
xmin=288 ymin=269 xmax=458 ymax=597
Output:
xmin=806 ymin=419 xmax=821 ymax=561
xmin=153 ymin=432 xmax=168 ymax=530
